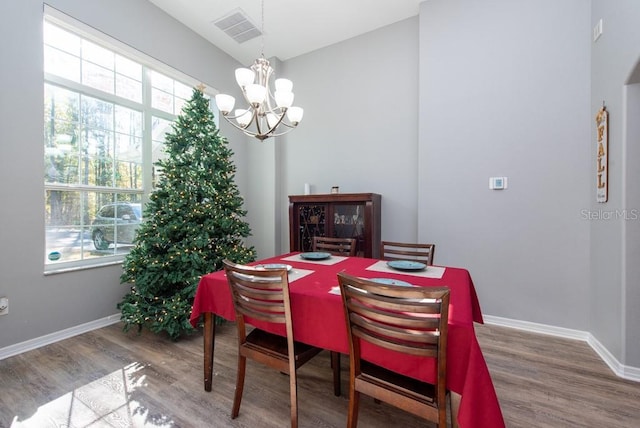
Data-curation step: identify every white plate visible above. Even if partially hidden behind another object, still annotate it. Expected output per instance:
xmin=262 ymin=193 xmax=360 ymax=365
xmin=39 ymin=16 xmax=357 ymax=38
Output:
xmin=300 ymin=252 xmax=332 ymax=260
xmin=371 ymin=277 xmax=414 ymax=287
xmin=255 ymin=263 xmax=293 ymax=271
xmin=387 ymin=260 xmax=427 ymax=271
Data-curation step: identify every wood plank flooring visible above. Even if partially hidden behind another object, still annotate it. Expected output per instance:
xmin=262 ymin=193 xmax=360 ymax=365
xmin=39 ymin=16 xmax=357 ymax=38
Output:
xmin=1 ymin=322 xmax=639 ymax=427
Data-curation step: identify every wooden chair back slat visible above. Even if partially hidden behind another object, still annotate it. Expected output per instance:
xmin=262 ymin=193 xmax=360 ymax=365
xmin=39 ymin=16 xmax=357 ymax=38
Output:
xmin=347 ymin=298 xmax=442 ymax=331
xmin=313 ymin=236 xmax=357 ymax=256
xmin=226 ymin=266 xmax=288 ymax=324
xmin=380 ymin=241 xmax=436 ymax=266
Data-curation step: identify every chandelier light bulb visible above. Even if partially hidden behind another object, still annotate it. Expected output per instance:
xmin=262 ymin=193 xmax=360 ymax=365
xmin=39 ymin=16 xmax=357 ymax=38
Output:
xmin=267 ymin=113 xmax=280 ymax=128
xmin=275 ymin=78 xmax=293 ymax=92
xmin=274 ymin=90 xmax=294 ymax=108
xmin=215 ymin=94 xmax=235 ymax=114
xmin=235 ymin=68 xmax=255 ymax=87
xmin=245 ymin=84 xmax=267 ymax=105
xmin=235 ymin=109 xmax=252 ymax=127
xmin=287 ymin=106 xmax=304 ymax=125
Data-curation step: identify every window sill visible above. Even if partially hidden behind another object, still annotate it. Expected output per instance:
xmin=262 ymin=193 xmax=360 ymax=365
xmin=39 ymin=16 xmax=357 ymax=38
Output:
xmin=44 ymin=259 xmax=124 ymax=276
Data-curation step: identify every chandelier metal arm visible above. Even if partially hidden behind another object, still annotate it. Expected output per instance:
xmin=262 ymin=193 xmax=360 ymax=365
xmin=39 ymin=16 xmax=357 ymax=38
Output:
xmin=219 ymin=107 xmax=295 ymax=140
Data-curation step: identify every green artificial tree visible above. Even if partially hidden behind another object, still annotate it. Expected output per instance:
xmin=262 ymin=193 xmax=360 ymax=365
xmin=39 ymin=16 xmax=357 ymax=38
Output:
xmin=118 ymin=87 xmax=256 ymax=339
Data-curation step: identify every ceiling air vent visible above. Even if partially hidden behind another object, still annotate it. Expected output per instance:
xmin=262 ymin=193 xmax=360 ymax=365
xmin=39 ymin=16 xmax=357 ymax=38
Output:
xmin=213 ymin=9 xmax=261 ymax=44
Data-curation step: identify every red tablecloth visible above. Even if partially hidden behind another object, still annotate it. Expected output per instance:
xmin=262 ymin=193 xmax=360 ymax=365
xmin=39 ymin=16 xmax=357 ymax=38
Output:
xmin=190 ymin=253 xmax=504 ymax=428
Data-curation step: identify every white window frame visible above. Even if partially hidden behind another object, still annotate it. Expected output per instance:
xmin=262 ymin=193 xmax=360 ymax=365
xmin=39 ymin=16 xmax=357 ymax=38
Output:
xmin=44 ymin=5 xmax=220 ymax=274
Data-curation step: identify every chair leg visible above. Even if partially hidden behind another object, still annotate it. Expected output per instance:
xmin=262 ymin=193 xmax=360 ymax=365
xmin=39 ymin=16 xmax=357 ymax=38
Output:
xmin=331 ymin=351 xmax=341 ymax=396
xmin=438 ymin=407 xmax=447 ymax=428
xmin=289 ymin=370 xmax=298 ymax=428
xmin=231 ymin=354 xmax=246 ymax=419
xmin=347 ymin=389 xmax=360 ymax=428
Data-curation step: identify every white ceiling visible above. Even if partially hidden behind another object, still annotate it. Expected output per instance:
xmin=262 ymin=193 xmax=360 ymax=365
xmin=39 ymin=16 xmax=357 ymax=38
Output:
xmin=148 ymin=0 xmax=422 ymax=65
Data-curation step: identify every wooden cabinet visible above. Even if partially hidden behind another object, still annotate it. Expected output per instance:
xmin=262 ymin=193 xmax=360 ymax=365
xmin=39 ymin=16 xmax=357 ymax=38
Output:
xmin=288 ymin=193 xmax=381 ymax=258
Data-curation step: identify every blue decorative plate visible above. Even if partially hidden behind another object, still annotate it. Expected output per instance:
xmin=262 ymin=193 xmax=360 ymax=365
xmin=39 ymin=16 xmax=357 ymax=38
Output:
xmin=255 ymin=263 xmax=292 ymax=271
xmin=387 ymin=260 xmax=427 ymax=271
xmin=300 ymin=252 xmax=331 ymax=260
xmin=371 ymin=278 xmax=414 ymax=287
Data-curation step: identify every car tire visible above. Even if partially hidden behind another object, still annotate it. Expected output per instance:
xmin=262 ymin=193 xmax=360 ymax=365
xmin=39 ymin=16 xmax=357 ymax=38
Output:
xmin=92 ymin=229 xmax=110 ymax=250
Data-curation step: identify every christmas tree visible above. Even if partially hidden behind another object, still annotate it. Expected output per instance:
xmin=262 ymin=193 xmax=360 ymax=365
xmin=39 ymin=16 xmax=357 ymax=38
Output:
xmin=118 ymin=87 xmax=256 ymax=339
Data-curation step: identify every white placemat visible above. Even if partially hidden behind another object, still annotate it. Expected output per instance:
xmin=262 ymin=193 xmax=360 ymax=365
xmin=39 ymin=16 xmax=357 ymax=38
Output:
xmin=288 ymin=268 xmax=315 ymax=283
xmin=329 ymin=286 xmax=341 ymax=295
xmin=365 ymin=260 xmax=446 ymax=279
xmin=280 ymin=253 xmax=348 ymax=266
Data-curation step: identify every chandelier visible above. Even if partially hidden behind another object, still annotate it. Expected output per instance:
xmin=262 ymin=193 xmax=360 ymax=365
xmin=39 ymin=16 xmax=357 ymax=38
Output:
xmin=215 ymin=1 xmax=303 ymax=141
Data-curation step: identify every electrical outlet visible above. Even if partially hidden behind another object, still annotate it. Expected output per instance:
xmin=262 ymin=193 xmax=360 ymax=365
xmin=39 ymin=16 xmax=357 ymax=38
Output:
xmin=593 ymin=19 xmax=603 ymax=42
xmin=0 ymin=297 xmax=8 ymax=315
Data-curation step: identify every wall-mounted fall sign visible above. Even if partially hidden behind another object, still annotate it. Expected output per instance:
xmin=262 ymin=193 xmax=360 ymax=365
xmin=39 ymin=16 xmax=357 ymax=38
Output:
xmin=596 ymin=105 xmax=608 ymax=203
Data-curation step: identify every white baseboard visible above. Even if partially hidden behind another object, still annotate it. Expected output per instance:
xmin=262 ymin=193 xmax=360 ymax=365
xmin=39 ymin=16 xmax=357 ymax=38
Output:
xmin=0 ymin=313 xmax=121 ymax=360
xmin=484 ymin=315 xmax=640 ymax=383
xmin=3 ymin=313 xmax=640 ymax=384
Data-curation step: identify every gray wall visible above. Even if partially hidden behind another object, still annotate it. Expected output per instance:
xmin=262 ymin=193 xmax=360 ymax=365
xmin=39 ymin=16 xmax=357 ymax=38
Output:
xmin=590 ymin=0 xmax=640 ymax=367
xmin=624 ymin=81 xmax=640 ymax=366
xmin=418 ymin=0 xmax=592 ymax=327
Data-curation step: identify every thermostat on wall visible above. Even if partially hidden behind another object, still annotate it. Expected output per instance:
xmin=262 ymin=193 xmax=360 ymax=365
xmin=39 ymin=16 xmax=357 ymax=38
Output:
xmin=489 ymin=177 xmax=508 ymax=190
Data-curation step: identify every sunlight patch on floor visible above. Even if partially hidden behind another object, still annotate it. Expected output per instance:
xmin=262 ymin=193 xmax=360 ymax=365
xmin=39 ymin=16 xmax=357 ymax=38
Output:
xmin=10 ymin=363 xmax=174 ymax=428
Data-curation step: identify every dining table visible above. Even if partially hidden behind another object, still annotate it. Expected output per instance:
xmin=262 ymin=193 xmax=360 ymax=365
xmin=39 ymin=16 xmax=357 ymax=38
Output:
xmin=189 ymin=252 xmax=505 ymax=428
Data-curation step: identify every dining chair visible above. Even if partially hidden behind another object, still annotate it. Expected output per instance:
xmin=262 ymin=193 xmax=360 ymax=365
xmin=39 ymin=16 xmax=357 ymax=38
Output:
xmin=313 ymin=236 xmax=357 ymax=256
xmin=223 ymin=259 xmax=326 ymax=428
xmin=312 ymin=235 xmax=356 ymax=396
xmin=380 ymin=240 xmax=436 ymax=266
xmin=337 ymin=272 xmax=451 ymax=428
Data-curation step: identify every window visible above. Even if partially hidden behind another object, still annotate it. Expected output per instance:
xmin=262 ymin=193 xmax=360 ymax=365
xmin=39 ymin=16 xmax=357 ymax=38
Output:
xmin=43 ymin=9 xmax=216 ymax=271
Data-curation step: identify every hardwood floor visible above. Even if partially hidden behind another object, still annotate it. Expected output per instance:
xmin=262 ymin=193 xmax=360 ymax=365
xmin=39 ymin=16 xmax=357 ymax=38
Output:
xmin=1 ymin=322 xmax=639 ymax=427
xmin=477 ymin=325 xmax=640 ymax=428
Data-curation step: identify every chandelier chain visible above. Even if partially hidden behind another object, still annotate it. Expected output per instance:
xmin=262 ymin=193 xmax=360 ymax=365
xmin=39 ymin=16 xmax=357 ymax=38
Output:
xmin=260 ymin=0 xmax=265 ymax=57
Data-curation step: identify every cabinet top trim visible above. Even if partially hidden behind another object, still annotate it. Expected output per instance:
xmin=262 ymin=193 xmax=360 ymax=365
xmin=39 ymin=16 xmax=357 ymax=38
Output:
xmin=289 ymin=193 xmax=381 ymax=203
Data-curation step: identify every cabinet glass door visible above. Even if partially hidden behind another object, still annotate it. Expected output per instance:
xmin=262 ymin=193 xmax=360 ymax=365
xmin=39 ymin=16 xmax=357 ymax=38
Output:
xmin=332 ymin=204 xmax=365 ymax=256
xmin=297 ymin=204 xmax=326 ymax=251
